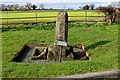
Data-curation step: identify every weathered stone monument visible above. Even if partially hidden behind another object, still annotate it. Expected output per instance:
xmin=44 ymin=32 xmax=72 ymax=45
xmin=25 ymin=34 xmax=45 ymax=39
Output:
xmin=11 ymin=11 xmax=91 ymax=63
xmin=55 ymin=11 xmax=68 ymax=62
xmin=55 ymin=11 xmax=68 ymax=42
xmin=54 ymin=11 xmax=90 ymax=62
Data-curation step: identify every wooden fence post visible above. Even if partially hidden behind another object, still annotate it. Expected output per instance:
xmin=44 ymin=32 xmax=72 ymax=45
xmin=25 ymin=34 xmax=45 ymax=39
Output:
xmin=105 ymin=15 xmax=106 ymax=22
xmin=85 ymin=10 xmax=87 ymax=22
xmin=7 ymin=11 xmax=8 ymax=25
xmin=35 ymin=11 xmax=37 ymax=23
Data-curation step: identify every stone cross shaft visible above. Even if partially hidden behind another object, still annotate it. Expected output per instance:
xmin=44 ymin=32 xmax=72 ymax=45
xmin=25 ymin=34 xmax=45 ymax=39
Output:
xmin=55 ymin=11 xmax=68 ymax=62
xmin=55 ymin=11 xmax=68 ymax=42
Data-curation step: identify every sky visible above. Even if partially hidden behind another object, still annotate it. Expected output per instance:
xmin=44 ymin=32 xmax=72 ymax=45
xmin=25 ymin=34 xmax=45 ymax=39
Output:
xmin=0 ymin=0 xmax=118 ymax=3
xmin=0 ymin=0 xmax=119 ymax=9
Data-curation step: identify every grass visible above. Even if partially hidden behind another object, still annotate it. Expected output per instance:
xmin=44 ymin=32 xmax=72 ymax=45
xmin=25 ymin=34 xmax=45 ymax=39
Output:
xmin=2 ymin=22 xmax=118 ymax=78
xmin=0 ymin=10 xmax=105 ymax=24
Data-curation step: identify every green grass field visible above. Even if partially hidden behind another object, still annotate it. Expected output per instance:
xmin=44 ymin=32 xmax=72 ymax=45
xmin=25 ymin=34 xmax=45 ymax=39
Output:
xmin=2 ymin=22 xmax=118 ymax=78
xmin=0 ymin=10 xmax=105 ymax=24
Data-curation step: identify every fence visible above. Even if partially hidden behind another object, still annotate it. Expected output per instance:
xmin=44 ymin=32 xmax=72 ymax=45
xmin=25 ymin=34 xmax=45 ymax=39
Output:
xmin=0 ymin=10 xmax=106 ymax=25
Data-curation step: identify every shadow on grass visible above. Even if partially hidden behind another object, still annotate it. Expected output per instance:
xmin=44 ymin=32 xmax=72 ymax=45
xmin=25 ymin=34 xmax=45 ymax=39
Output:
xmin=85 ymin=41 xmax=111 ymax=51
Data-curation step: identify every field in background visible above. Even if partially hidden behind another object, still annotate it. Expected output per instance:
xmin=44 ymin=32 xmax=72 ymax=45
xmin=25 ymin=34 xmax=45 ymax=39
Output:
xmin=2 ymin=22 xmax=118 ymax=78
xmin=0 ymin=10 xmax=105 ymax=24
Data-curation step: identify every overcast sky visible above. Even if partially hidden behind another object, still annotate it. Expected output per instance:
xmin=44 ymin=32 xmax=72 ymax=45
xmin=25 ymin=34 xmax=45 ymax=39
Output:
xmin=0 ymin=0 xmax=118 ymax=3
xmin=0 ymin=0 xmax=119 ymax=9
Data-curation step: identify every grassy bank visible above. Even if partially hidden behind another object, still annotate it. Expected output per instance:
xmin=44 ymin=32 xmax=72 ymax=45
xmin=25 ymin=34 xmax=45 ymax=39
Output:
xmin=2 ymin=22 xmax=118 ymax=78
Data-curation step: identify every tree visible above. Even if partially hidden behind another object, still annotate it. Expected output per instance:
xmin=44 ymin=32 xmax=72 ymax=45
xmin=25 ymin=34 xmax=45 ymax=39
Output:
xmin=6 ymin=5 xmax=10 ymax=10
xmin=13 ymin=4 xmax=20 ymax=10
xmin=31 ymin=5 xmax=37 ymax=10
xmin=111 ymin=1 xmax=120 ymax=8
xmin=63 ymin=5 xmax=66 ymax=10
xmin=96 ymin=6 xmax=116 ymax=23
xmin=96 ymin=6 xmax=115 ymax=15
xmin=79 ymin=6 xmax=83 ymax=10
xmin=39 ymin=4 xmax=44 ymax=10
xmin=25 ymin=2 xmax=32 ymax=10
xmin=0 ymin=4 xmax=6 ymax=11
xmin=117 ymin=1 xmax=120 ymax=8
xmin=49 ymin=8 xmax=53 ymax=10
xmin=7 ymin=5 xmax=14 ymax=10
xmin=0 ymin=4 xmax=2 ymax=11
xmin=111 ymin=2 xmax=118 ymax=8
xmin=19 ymin=6 xmax=26 ymax=10
xmin=83 ymin=5 xmax=89 ymax=10
xmin=89 ymin=4 xmax=95 ymax=10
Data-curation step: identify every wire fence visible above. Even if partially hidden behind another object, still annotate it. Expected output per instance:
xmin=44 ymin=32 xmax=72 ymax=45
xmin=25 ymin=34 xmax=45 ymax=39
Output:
xmin=0 ymin=10 xmax=106 ymax=25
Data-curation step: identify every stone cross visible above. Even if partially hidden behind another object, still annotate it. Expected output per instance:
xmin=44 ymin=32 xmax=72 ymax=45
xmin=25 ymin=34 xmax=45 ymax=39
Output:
xmin=55 ymin=11 xmax=68 ymax=42
xmin=55 ymin=11 xmax=68 ymax=62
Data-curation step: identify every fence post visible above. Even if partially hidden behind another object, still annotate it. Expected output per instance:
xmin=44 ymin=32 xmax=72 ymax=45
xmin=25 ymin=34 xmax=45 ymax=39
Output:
xmin=105 ymin=15 xmax=106 ymax=22
xmin=35 ymin=11 xmax=37 ymax=23
xmin=7 ymin=11 xmax=8 ymax=25
xmin=85 ymin=10 xmax=87 ymax=22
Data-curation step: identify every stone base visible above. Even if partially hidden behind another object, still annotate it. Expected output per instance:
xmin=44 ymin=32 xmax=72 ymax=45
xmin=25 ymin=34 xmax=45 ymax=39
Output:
xmin=11 ymin=44 xmax=90 ymax=63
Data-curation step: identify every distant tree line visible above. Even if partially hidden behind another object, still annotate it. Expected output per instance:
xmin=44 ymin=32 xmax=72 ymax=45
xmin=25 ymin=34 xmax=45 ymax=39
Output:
xmin=0 ymin=2 xmax=46 ymax=11
xmin=0 ymin=3 xmax=95 ymax=11
xmin=79 ymin=4 xmax=95 ymax=10
xmin=79 ymin=1 xmax=120 ymax=10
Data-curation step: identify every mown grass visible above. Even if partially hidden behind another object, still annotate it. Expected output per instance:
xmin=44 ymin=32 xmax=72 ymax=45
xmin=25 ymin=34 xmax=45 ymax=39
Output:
xmin=2 ymin=22 xmax=118 ymax=78
xmin=1 ymin=10 xmax=104 ymax=24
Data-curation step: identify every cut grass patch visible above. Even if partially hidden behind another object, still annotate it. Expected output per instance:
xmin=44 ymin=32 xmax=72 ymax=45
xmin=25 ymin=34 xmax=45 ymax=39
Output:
xmin=2 ymin=22 xmax=118 ymax=78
